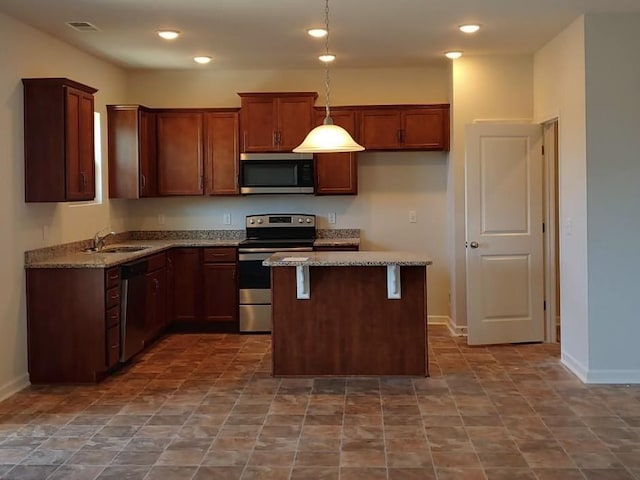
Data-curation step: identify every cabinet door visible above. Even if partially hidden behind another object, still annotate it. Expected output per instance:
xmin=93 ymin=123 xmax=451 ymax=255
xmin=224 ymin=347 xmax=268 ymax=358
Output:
xmin=314 ymin=110 xmax=358 ymax=195
xmin=145 ymin=268 xmax=167 ymax=340
xmin=139 ymin=109 xmax=157 ymax=196
xmin=170 ymin=248 xmax=202 ymax=322
xmin=65 ymin=87 xmax=95 ymax=200
xmin=157 ymin=112 xmax=204 ymax=195
xmin=107 ymin=106 xmax=157 ymax=199
xmin=402 ymin=108 xmax=448 ymax=150
xmin=358 ymin=110 xmax=402 ymax=150
xmin=277 ymin=96 xmax=315 ymax=151
xmin=203 ymin=263 xmax=238 ymax=322
xmin=204 ymin=112 xmax=239 ymax=195
xmin=240 ymin=97 xmax=276 ymax=152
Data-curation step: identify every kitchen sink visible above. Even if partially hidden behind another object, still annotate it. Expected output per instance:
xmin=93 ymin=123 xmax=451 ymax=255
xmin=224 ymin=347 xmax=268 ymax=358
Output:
xmin=84 ymin=246 xmax=150 ymax=253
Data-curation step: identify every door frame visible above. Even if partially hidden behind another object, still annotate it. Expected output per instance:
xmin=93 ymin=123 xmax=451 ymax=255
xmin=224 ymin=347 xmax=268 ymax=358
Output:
xmin=543 ymin=119 xmax=559 ymax=343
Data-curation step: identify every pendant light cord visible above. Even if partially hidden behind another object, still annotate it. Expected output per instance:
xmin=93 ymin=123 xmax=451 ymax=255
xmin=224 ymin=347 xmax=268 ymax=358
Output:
xmin=323 ymin=0 xmax=333 ymax=125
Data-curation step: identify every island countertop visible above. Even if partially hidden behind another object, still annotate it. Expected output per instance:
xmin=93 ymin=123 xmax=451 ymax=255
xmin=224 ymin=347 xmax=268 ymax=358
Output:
xmin=263 ymin=251 xmax=432 ymax=267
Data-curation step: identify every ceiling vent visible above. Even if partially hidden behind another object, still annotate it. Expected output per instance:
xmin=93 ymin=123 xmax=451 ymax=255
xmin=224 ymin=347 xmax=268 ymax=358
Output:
xmin=66 ymin=21 xmax=99 ymax=32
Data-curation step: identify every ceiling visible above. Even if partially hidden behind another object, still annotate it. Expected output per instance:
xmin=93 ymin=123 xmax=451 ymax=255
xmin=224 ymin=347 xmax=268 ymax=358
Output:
xmin=2 ymin=0 xmax=640 ymax=70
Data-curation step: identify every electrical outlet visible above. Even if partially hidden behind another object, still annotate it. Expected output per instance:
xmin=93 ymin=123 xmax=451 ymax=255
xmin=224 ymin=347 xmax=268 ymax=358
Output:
xmin=409 ymin=210 xmax=417 ymax=223
xmin=223 ymin=213 xmax=232 ymax=225
xmin=42 ymin=225 xmax=48 ymax=241
xmin=157 ymin=213 xmax=165 ymax=225
xmin=328 ymin=212 xmax=336 ymax=224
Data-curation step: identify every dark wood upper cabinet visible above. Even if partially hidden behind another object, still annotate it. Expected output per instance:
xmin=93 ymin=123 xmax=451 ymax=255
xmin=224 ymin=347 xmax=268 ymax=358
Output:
xmin=156 ymin=111 xmax=204 ymax=195
xmin=358 ymin=105 xmax=450 ymax=151
xmin=23 ymin=78 xmax=97 ymax=202
xmin=239 ymin=92 xmax=317 ymax=152
xmin=313 ymin=108 xmax=359 ymax=195
xmin=204 ymin=112 xmax=239 ymax=195
xmin=107 ymin=105 xmax=157 ymax=198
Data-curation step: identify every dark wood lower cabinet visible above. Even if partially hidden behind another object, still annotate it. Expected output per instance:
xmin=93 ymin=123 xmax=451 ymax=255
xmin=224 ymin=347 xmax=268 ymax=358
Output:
xmin=169 ymin=248 xmax=202 ymax=322
xmin=203 ymin=263 xmax=237 ymax=322
xmin=144 ymin=254 xmax=167 ymax=343
xmin=26 ymin=246 xmax=240 ymax=383
xmin=26 ymin=268 xmax=116 ymax=383
xmin=168 ymin=247 xmax=238 ymax=330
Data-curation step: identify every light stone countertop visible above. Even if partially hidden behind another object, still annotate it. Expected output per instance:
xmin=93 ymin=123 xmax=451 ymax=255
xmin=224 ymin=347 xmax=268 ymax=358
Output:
xmin=25 ymin=239 xmax=241 ymax=269
xmin=312 ymin=237 xmax=360 ymax=247
xmin=25 ymin=237 xmax=362 ymax=269
xmin=263 ymin=251 xmax=432 ymax=267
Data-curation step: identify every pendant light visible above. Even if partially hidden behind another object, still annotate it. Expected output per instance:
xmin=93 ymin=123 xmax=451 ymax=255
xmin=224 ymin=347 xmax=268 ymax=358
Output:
xmin=293 ymin=0 xmax=364 ymax=153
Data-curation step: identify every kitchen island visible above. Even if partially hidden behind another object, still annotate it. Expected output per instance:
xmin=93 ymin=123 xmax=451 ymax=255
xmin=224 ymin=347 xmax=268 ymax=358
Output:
xmin=263 ymin=251 xmax=432 ymax=376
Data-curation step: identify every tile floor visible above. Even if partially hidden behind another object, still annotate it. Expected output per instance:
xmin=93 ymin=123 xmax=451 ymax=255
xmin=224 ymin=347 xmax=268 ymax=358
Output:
xmin=1 ymin=326 xmax=640 ymax=480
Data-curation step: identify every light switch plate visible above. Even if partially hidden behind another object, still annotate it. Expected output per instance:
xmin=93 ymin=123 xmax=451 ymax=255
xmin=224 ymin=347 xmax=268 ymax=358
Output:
xmin=223 ymin=213 xmax=232 ymax=225
xmin=409 ymin=210 xmax=417 ymax=223
xmin=157 ymin=214 xmax=165 ymax=225
xmin=328 ymin=212 xmax=336 ymax=224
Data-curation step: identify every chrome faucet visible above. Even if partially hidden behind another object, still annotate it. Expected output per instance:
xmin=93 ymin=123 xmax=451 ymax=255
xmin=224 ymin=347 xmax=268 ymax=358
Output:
xmin=93 ymin=229 xmax=116 ymax=251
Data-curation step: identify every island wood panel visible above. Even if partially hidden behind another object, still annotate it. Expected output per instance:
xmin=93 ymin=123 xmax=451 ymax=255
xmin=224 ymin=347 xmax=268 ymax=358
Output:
xmin=271 ymin=265 xmax=427 ymax=376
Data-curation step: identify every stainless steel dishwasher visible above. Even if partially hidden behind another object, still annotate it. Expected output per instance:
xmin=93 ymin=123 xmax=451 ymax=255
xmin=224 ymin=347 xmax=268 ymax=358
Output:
xmin=120 ymin=259 xmax=148 ymax=362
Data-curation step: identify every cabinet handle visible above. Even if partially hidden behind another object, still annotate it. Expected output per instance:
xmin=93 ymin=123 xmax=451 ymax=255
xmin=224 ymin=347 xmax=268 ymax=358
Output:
xmin=273 ymin=131 xmax=278 ymax=146
xmin=397 ymin=130 xmax=403 ymax=144
xmin=200 ymin=174 xmax=204 ymax=191
xmin=243 ymin=131 xmax=247 ymax=151
xmin=141 ymin=174 xmax=147 ymax=191
xmin=153 ymin=278 xmax=160 ymax=291
xmin=109 ymin=273 xmax=119 ymax=280
xmin=278 ymin=131 xmax=282 ymax=145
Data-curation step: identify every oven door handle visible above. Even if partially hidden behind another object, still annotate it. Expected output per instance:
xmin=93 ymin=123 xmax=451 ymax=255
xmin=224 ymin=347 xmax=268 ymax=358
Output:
xmin=239 ymin=247 xmax=314 ymax=254
xmin=239 ymin=252 xmax=273 ymax=261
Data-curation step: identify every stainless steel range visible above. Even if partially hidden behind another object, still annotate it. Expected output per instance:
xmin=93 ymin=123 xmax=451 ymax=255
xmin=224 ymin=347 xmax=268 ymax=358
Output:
xmin=238 ymin=214 xmax=316 ymax=332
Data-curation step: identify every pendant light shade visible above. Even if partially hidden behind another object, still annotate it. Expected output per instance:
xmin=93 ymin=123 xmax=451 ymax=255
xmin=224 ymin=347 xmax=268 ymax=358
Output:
xmin=293 ymin=0 xmax=364 ymax=154
xmin=294 ymin=122 xmax=364 ymax=153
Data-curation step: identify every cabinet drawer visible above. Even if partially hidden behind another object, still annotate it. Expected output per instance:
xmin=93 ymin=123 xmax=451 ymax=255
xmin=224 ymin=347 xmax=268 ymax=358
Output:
xmin=106 ymin=305 xmax=120 ymax=328
xmin=106 ymin=267 xmax=120 ymax=289
xmin=106 ymin=325 xmax=120 ymax=367
xmin=105 ymin=286 xmax=121 ymax=309
xmin=146 ymin=252 xmax=167 ymax=272
xmin=203 ymin=247 xmax=236 ymax=263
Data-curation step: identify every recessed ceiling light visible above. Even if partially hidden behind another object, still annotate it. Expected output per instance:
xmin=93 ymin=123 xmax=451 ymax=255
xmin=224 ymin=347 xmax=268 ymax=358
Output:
xmin=445 ymin=51 xmax=463 ymax=59
xmin=319 ymin=53 xmax=336 ymax=63
xmin=158 ymin=30 xmax=180 ymax=40
xmin=193 ymin=56 xmax=212 ymax=64
xmin=308 ymin=28 xmax=328 ymax=38
xmin=459 ymin=24 xmax=480 ymax=34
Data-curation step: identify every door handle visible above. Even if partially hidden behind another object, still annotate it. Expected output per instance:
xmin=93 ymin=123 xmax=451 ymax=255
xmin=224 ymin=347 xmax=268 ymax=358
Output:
xmin=469 ymin=241 xmax=479 ymax=249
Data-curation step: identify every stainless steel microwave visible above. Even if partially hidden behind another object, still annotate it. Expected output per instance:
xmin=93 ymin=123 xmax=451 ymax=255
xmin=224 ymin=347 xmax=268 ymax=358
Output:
xmin=239 ymin=153 xmax=314 ymax=195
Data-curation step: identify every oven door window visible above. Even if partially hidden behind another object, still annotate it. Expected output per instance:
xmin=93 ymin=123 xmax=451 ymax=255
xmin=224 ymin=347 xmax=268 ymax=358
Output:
xmin=239 ymin=255 xmax=271 ymax=289
xmin=242 ymin=161 xmax=298 ymax=187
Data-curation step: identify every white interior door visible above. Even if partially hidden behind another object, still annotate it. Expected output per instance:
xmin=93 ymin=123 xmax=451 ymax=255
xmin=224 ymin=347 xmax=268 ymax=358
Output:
xmin=466 ymin=123 xmax=544 ymax=345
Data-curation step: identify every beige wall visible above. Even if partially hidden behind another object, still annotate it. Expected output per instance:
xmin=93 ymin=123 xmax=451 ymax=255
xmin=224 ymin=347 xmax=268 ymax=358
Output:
xmin=125 ymin=66 xmax=452 ymax=321
xmin=534 ymin=17 xmax=589 ymax=377
xmin=450 ymin=56 xmax=534 ymax=329
xmin=0 ymin=12 xmax=128 ymax=399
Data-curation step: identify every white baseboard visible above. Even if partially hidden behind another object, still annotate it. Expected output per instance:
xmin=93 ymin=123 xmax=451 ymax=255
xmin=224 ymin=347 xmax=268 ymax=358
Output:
xmin=427 ymin=315 xmax=449 ymax=326
xmin=428 ymin=316 xmax=467 ymax=337
xmin=0 ymin=374 xmax=30 ymax=402
xmin=561 ymin=351 xmax=640 ymax=384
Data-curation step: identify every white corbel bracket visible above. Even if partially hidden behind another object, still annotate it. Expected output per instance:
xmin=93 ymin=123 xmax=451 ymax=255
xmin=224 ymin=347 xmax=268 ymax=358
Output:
xmin=296 ymin=265 xmax=310 ymax=299
xmin=387 ymin=264 xmax=401 ymax=299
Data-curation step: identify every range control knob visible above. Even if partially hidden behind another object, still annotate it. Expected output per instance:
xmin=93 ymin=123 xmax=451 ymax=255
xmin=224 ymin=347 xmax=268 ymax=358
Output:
xmin=249 ymin=219 xmax=255 ymax=224
xmin=257 ymin=218 xmax=263 ymax=224
xmin=306 ymin=218 xmax=312 ymax=223
xmin=298 ymin=218 xmax=303 ymax=223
